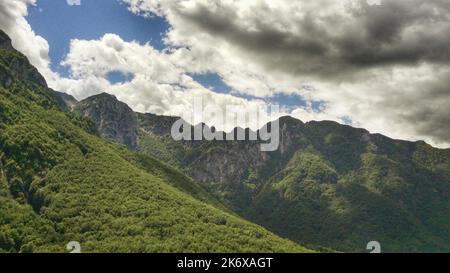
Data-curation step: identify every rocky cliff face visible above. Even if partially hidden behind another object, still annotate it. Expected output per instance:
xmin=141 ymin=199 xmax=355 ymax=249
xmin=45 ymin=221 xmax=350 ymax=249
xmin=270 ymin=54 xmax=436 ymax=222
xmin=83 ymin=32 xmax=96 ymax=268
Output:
xmin=74 ymin=93 xmax=139 ymax=149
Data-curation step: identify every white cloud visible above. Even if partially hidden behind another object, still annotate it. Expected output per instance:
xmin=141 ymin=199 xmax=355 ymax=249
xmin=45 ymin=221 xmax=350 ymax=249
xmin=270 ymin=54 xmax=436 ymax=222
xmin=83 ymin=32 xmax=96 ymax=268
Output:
xmin=67 ymin=0 xmax=81 ymax=6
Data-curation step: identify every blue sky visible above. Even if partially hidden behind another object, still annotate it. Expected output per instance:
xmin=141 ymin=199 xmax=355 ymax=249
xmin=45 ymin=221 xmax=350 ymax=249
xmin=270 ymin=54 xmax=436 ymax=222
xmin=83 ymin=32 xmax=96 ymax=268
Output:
xmin=27 ymin=0 xmax=168 ymax=79
xmin=25 ymin=0 xmax=308 ymax=108
xmin=27 ymin=0 xmax=238 ymax=90
xmin=188 ymin=72 xmax=315 ymax=111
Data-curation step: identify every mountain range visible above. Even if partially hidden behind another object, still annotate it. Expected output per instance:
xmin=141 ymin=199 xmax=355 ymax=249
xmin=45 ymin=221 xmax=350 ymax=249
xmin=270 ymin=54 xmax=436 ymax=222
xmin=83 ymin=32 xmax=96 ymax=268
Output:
xmin=1 ymin=29 xmax=449 ymax=253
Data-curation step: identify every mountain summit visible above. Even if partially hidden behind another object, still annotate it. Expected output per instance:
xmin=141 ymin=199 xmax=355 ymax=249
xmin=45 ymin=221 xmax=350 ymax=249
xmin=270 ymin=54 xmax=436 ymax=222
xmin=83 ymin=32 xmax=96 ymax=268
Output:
xmin=74 ymin=93 xmax=139 ymax=150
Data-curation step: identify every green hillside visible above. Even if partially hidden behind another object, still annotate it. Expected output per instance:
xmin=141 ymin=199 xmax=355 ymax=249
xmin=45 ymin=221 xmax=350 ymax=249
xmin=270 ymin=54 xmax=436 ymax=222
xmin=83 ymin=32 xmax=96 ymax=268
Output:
xmin=135 ymin=113 xmax=450 ymax=253
xmin=249 ymin=146 xmax=449 ymax=252
xmin=0 ymin=33 xmax=311 ymax=253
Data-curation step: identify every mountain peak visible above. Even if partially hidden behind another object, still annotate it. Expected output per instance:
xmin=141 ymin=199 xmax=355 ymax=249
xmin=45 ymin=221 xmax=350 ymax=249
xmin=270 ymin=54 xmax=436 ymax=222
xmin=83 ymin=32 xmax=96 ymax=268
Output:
xmin=83 ymin=92 xmax=119 ymax=102
xmin=95 ymin=92 xmax=117 ymax=99
xmin=75 ymin=92 xmax=139 ymax=149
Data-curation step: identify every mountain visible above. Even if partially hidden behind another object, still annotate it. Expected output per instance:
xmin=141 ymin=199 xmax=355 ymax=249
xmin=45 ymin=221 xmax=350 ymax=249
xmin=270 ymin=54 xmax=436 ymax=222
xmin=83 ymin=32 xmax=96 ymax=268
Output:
xmin=67 ymin=81 xmax=450 ymax=252
xmin=74 ymin=93 xmax=139 ymax=150
xmin=142 ymin=115 xmax=449 ymax=252
xmin=248 ymin=120 xmax=450 ymax=252
xmin=9 ymin=26 xmax=449 ymax=253
xmin=0 ymin=30 xmax=311 ymax=253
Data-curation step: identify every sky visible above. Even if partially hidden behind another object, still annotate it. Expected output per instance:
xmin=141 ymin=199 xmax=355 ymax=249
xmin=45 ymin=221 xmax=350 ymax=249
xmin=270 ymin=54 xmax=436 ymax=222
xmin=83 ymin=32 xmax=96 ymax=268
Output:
xmin=0 ymin=0 xmax=449 ymax=148
xmin=26 ymin=0 xmax=169 ymax=77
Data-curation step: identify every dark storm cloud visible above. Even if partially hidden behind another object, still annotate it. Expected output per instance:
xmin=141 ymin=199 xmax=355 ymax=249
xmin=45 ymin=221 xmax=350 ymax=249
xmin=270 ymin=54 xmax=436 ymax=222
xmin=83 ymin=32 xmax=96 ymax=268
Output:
xmin=379 ymin=73 xmax=450 ymax=145
xmin=180 ymin=4 xmax=328 ymax=56
xmin=338 ymin=0 xmax=450 ymax=67
xmin=176 ymin=0 xmax=450 ymax=77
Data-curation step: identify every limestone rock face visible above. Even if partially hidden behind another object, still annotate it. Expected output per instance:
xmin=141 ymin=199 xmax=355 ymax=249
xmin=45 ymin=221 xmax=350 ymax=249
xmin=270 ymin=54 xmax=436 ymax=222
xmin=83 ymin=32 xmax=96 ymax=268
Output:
xmin=74 ymin=93 xmax=139 ymax=149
